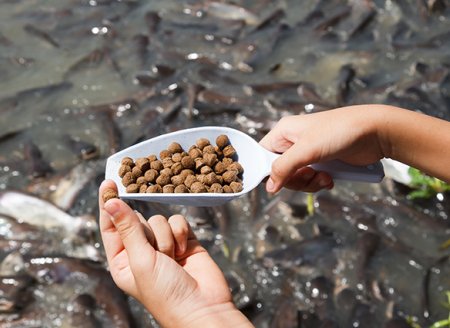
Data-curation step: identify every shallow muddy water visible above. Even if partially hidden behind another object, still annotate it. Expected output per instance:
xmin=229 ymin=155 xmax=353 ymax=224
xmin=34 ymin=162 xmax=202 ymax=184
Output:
xmin=0 ymin=0 xmax=449 ymax=327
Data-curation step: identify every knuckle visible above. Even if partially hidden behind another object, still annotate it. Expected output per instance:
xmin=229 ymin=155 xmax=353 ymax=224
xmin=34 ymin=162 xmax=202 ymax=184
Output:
xmin=148 ymin=214 xmax=167 ymax=225
xmin=157 ymin=241 xmax=174 ymax=254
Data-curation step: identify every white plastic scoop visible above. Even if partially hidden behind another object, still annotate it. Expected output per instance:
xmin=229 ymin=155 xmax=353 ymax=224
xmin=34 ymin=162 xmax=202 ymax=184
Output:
xmin=105 ymin=126 xmax=384 ymax=206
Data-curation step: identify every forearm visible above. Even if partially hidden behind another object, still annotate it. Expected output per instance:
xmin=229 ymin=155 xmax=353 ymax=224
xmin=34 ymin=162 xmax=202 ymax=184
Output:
xmin=154 ymin=302 xmax=254 ymax=328
xmin=375 ymin=105 xmax=450 ymax=182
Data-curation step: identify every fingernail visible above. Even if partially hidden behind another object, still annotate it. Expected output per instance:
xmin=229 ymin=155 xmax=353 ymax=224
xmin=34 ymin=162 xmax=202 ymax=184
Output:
xmin=303 ymin=170 xmax=315 ymax=180
xmin=266 ymin=177 xmax=275 ymax=192
xmin=104 ymin=201 xmax=120 ymax=221
xmin=319 ymin=177 xmax=331 ymax=188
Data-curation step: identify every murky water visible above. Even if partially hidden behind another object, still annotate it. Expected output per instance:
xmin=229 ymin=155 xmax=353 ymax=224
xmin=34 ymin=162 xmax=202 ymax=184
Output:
xmin=0 ymin=0 xmax=449 ymax=327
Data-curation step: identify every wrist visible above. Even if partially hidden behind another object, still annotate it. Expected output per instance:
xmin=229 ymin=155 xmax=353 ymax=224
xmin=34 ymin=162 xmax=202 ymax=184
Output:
xmin=177 ymin=302 xmax=253 ymax=328
xmin=365 ymin=104 xmax=397 ymax=159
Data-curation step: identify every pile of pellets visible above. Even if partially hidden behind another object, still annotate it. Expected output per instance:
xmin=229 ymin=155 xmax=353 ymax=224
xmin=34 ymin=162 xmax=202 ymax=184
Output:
xmin=118 ymin=135 xmax=243 ymax=193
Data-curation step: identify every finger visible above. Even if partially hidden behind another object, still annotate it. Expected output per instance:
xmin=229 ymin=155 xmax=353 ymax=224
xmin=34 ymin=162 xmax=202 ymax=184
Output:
xmin=135 ymin=211 xmax=156 ymax=246
xmin=285 ymin=169 xmax=334 ymax=192
xmin=168 ymin=215 xmax=190 ymax=256
xmin=99 ymin=180 xmax=124 ymax=263
xmin=103 ymin=198 xmax=156 ymax=275
xmin=259 ymin=130 xmax=294 ymax=154
xmin=267 ymin=141 xmax=320 ymax=193
xmin=148 ymin=215 xmax=175 ymax=258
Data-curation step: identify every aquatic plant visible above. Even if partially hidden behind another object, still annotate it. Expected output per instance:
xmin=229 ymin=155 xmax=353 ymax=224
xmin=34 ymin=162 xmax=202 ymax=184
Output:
xmin=407 ymin=168 xmax=450 ymax=200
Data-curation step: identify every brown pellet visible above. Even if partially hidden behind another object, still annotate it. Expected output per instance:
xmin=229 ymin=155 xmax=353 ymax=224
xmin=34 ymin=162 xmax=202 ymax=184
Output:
xmin=191 ymin=181 xmax=207 ymax=193
xmin=222 ymin=157 xmax=233 ymax=166
xmin=200 ymin=165 xmax=213 ymax=175
xmin=171 ymin=162 xmax=183 ymax=175
xmin=214 ymin=161 xmax=227 ymax=174
xmin=202 ymin=145 xmax=216 ymax=154
xmin=156 ymin=174 xmax=171 ymax=186
xmin=195 ymin=157 xmax=205 ymax=170
xmin=214 ymin=146 xmax=223 ymax=157
xmin=181 ymin=156 xmax=195 ymax=169
xmin=223 ymin=185 xmax=233 ymax=193
xmin=118 ymin=165 xmax=131 ymax=178
xmin=222 ymin=170 xmax=238 ymax=184
xmin=159 ymin=149 xmax=171 ymax=159
xmin=162 ymin=157 xmax=174 ymax=169
xmin=131 ymin=166 xmax=143 ymax=180
xmin=216 ymin=135 xmax=229 ymax=149
xmin=172 ymin=152 xmax=182 ymax=162
xmin=222 ymin=145 xmax=236 ymax=158
xmin=147 ymin=184 xmax=162 ymax=193
xmin=102 ymin=188 xmax=118 ymax=202
xmin=135 ymin=158 xmax=150 ymax=172
xmin=203 ymin=153 xmax=218 ymax=167
xmin=184 ymin=174 xmax=197 ymax=188
xmin=126 ymin=183 xmax=139 ymax=193
xmin=171 ymin=174 xmax=185 ymax=186
xmin=121 ymin=157 xmax=134 ymax=167
xmin=196 ymin=174 xmax=206 ymax=184
xmin=144 ymin=169 xmax=158 ymax=183
xmin=209 ymin=183 xmax=223 ymax=193
xmin=168 ymin=142 xmax=183 ymax=154
xmin=230 ymin=181 xmax=243 ymax=193
xmin=204 ymin=172 xmax=219 ymax=186
xmin=160 ymin=168 xmax=173 ymax=177
xmin=228 ymin=162 xmax=243 ymax=174
xmin=174 ymin=185 xmax=189 ymax=193
xmin=122 ymin=172 xmax=135 ymax=187
xmin=189 ymin=147 xmax=202 ymax=159
xmin=147 ymin=154 xmax=158 ymax=162
xmin=150 ymin=160 xmax=164 ymax=171
xmin=136 ymin=176 xmax=147 ymax=187
xmin=196 ymin=138 xmax=210 ymax=150
xmin=139 ymin=184 xmax=148 ymax=193
xmin=163 ymin=184 xmax=175 ymax=193
xmin=180 ymin=169 xmax=194 ymax=179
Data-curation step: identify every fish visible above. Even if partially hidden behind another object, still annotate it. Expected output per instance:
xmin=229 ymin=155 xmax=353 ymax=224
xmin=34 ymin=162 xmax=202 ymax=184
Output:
xmin=62 ymin=135 xmax=99 ymax=160
xmin=0 ymin=191 xmax=99 ymax=260
xmin=23 ymin=256 xmax=135 ymax=328
xmin=23 ymin=140 xmax=53 ymax=178
xmin=0 ymin=275 xmax=35 ymax=313
xmin=205 ymin=2 xmax=260 ymax=25
xmin=23 ymin=24 xmax=59 ymax=48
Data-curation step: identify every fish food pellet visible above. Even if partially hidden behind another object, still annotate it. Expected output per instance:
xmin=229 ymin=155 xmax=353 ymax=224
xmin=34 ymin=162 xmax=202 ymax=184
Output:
xmin=163 ymin=184 xmax=175 ymax=193
xmin=103 ymin=188 xmax=118 ymax=202
xmin=168 ymin=142 xmax=182 ymax=154
xmin=147 ymin=184 xmax=162 ymax=193
xmin=174 ymin=184 xmax=189 ymax=193
xmin=118 ymin=165 xmax=131 ymax=178
xmin=223 ymin=145 xmax=236 ymax=158
xmin=118 ymin=135 xmax=243 ymax=194
xmin=216 ymin=135 xmax=229 ymax=149
xmin=121 ymin=157 xmax=134 ymax=167
xmin=196 ymin=138 xmax=210 ymax=150
xmin=160 ymin=149 xmax=171 ymax=159
xmin=135 ymin=158 xmax=150 ymax=172
xmin=126 ymin=183 xmax=139 ymax=193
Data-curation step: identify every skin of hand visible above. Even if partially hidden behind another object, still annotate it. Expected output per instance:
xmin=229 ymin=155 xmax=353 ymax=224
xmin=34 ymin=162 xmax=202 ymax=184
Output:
xmin=99 ymin=180 xmax=253 ymax=328
xmin=259 ymin=105 xmax=450 ymax=194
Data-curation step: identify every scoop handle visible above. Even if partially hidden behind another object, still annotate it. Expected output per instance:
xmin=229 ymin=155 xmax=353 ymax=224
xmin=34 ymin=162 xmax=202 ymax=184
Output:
xmin=262 ymin=148 xmax=384 ymax=183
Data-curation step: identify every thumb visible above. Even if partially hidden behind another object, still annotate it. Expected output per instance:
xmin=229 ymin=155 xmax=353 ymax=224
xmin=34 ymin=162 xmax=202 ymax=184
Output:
xmin=104 ymin=199 xmax=156 ymax=273
xmin=267 ymin=141 xmax=319 ymax=193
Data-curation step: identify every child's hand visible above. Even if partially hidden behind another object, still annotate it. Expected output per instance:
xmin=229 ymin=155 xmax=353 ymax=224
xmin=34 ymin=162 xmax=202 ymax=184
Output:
xmin=259 ymin=106 xmax=385 ymax=193
xmin=98 ymin=180 xmax=252 ymax=328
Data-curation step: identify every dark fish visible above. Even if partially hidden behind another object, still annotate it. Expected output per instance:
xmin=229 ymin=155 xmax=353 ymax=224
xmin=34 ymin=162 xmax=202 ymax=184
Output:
xmin=63 ymin=48 xmax=105 ymax=78
xmin=312 ymin=5 xmax=352 ymax=33
xmin=384 ymin=318 xmax=412 ymax=328
xmin=24 ymin=256 xmax=135 ymax=328
xmin=0 ymin=275 xmax=35 ymax=313
xmin=145 ymin=11 xmax=161 ymax=34
xmin=62 ymin=135 xmax=99 ymax=160
xmin=132 ymin=33 xmax=149 ymax=67
xmin=23 ymin=140 xmax=53 ymax=178
xmin=263 ymin=236 xmax=338 ymax=268
xmin=23 ymin=24 xmax=59 ymax=48
xmin=336 ymin=64 xmax=356 ymax=105
xmin=16 ymin=81 xmax=72 ymax=99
